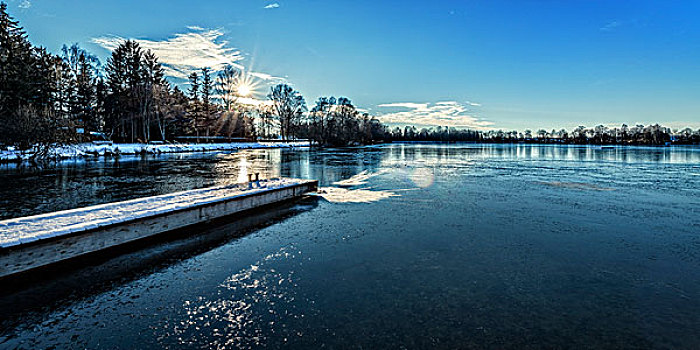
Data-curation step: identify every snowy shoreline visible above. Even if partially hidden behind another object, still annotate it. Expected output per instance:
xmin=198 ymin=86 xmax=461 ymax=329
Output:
xmin=0 ymin=141 xmax=311 ymax=163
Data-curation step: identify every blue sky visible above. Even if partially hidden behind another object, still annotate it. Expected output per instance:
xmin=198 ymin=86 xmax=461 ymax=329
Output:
xmin=7 ymin=0 xmax=700 ymax=130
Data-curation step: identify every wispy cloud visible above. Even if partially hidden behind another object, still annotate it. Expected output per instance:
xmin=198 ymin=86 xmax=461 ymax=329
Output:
xmin=600 ymin=21 xmax=622 ymax=32
xmin=378 ymin=102 xmax=429 ymax=110
xmin=92 ymin=26 xmax=287 ymax=99
xmin=376 ymin=101 xmax=492 ymax=129
xmin=600 ymin=19 xmax=640 ymax=32
xmin=11 ymin=0 xmax=32 ymax=9
xmin=93 ymin=28 xmax=245 ymax=80
xmin=249 ymin=71 xmax=285 ymax=82
xmin=264 ymin=3 xmax=280 ymax=9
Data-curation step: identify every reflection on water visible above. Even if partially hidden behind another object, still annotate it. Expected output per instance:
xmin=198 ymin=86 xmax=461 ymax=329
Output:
xmin=1 ymin=144 xmax=700 ymax=349
xmin=2 ymin=144 xmax=697 ymax=220
xmin=235 ymin=154 xmax=250 ymax=184
xmin=169 ymin=245 xmax=312 ymax=349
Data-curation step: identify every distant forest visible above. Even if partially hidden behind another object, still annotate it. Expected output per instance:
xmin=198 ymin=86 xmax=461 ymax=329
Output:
xmin=1 ymin=3 xmax=698 ymax=158
xmin=391 ymin=124 xmax=700 ymax=145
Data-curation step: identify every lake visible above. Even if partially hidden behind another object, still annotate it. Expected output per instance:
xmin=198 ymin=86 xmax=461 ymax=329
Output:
xmin=1 ymin=144 xmax=699 ymax=349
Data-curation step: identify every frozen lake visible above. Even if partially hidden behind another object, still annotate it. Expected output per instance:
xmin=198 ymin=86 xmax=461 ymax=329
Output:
xmin=1 ymin=144 xmax=699 ymax=348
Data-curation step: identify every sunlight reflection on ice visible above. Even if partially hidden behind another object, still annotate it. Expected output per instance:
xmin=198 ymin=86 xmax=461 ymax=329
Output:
xmin=236 ymin=154 xmax=250 ymax=184
xmin=409 ymin=167 xmax=435 ymax=188
xmin=167 ymin=246 xmax=308 ymax=349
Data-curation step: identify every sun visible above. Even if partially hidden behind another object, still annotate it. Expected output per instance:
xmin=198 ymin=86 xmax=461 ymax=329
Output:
xmin=237 ymin=83 xmax=252 ymax=97
xmin=232 ymin=71 xmax=261 ymax=98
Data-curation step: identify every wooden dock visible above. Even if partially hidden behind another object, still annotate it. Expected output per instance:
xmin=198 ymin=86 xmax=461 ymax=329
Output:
xmin=0 ymin=178 xmax=318 ymax=279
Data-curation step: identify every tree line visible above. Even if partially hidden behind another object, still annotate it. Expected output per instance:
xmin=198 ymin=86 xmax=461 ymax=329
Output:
xmin=0 ymin=3 xmax=389 ymax=155
xmin=477 ymin=124 xmax=700 ymax=145
xmin=387 ymin=124 xmax=700 ymax=145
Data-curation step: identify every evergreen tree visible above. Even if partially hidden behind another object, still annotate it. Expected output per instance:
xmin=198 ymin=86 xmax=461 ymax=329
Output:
xmin=93 ymin=78 xmax=108 ymax=136
xmin=75 ymin=53 xmax=98 ymax=134
xmin=0 ymin=2 xmax=35 ymax=115
xmin=0 ymin=3 xmax=70 ymax=150
xmin=168 ymin=86 xmax=193 ymax=137
xmin=104 ymin=40 xmax=154 ymax=142
xmin=61 ymin=43 xmax=100 ymax=137
xmin=104 ymin=40 xmax=133 ymax=141
xmin=200 ymin=67 xmax=213 ymax=136
xmin=187 ymin=72 xmax=201 ymax=140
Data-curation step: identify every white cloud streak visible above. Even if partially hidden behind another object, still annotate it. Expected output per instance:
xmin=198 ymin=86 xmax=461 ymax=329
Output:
xmin=378 ymin=102 xmax=429 ymax=110
xmin=600 ymin=21 xmax=621 ymax=32
xmin=92 ymin=27 xmax=287 ymax=94
xmin=264 ymin=3 xmax=280 ymax=9
xmin=376 ymin=101 xmax=492 ymax=129
xmin=249 ymin=71 xmax=285 ymax=82
xmin=93 ymin=28 xmax=245 ymax=80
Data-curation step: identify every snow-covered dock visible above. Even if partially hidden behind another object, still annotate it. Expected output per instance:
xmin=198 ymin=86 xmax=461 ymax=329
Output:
xmin=0 ymin=178 xmax=318 ymax=279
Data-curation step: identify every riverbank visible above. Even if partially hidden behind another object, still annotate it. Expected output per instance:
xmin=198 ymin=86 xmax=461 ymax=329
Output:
xmin=0 ymin=141 xmax=311 ymax=163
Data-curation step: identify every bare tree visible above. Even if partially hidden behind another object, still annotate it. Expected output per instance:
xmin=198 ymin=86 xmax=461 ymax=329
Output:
xmin=267 ymin=84 xmax=306 ymax=140
xmin=216 ymin=65 xmax=242 ymax=111
xmin=256 ymin=104 xmax=276 ymax=139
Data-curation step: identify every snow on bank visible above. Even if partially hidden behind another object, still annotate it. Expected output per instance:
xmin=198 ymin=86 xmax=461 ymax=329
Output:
xmin=316 ymin=186 xmax=400 ymax=203
xmin=0 ymin=141 xmax=311 ymax=162
xmin=332 ymin=169 xmax=390 ymax=187
xmin=317 ymin=170 xmax=411 ymax=203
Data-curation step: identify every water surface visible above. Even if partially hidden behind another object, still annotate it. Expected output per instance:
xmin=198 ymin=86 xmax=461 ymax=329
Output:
xmin=1 ymin=144 xmax=699 ymax=349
